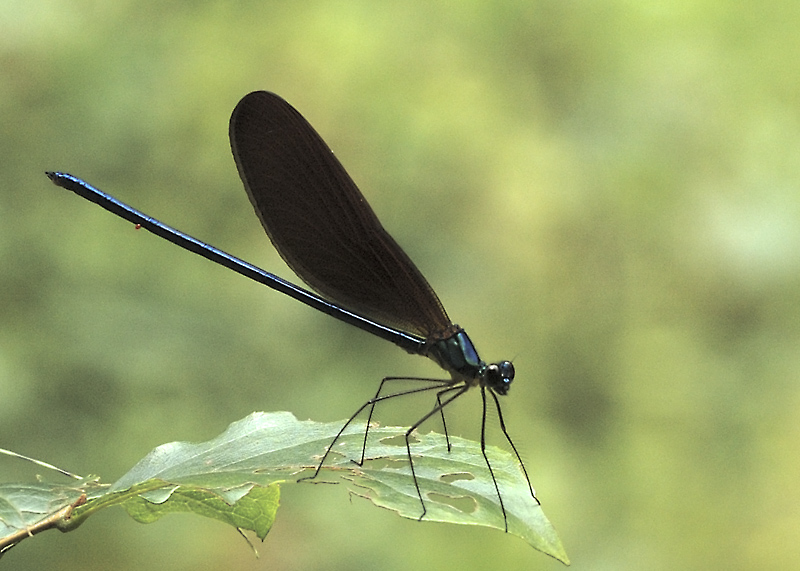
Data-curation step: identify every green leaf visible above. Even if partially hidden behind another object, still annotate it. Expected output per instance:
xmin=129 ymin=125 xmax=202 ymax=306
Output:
xmin=121 ymin=483 xmax=279 ymax=540
xmin=0 ymin=479 xmax=104 ymax=555
xmin=0 ymin=482 xmax=87 ymax=537
xmin=0 ymin=412 xmax=569 ymax=564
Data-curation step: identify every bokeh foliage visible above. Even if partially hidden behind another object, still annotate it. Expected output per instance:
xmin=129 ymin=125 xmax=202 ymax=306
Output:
xmin=2 ymin=1 xmax=800 ymax=569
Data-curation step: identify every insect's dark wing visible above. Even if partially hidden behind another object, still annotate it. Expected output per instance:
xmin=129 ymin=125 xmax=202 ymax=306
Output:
xmin=230 ymin=91 xmax=451 ymax=338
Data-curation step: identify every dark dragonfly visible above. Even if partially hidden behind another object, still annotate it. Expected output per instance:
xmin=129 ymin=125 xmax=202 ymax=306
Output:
xmin=47 ymin=91 xmax=537 ymax=530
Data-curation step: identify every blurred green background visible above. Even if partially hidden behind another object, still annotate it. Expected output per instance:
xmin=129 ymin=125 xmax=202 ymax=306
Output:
xmin=2 ymin=1 xmax=799 ymax=569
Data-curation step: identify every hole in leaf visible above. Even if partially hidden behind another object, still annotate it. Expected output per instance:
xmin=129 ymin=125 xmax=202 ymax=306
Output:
xmin=360 ymin=457 xmax=407 ymax=471
xmin=428 ymin=492 xmax=477 ymax=514
xmin=440 ymin=472 xmax=474 ymax=484
xmin=379 ymin=433 xmax=417 ymax=446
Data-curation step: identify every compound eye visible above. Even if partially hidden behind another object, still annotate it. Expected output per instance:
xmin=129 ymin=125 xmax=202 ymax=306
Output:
xmin=498 ymin=361 xmax=515 ymax=381
xmin=485 ymin=361 xmax=514 ymax=395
